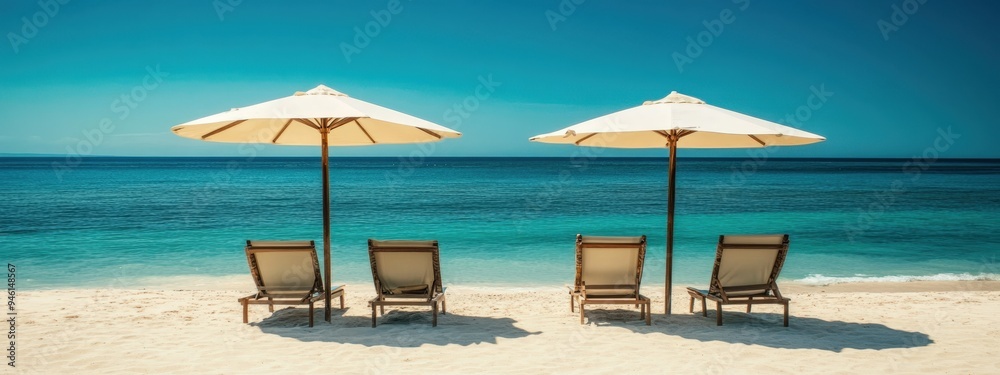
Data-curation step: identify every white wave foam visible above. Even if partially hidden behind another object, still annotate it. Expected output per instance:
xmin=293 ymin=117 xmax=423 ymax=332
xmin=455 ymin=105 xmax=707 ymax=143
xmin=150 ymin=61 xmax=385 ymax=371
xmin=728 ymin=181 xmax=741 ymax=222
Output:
xmin=794 ymin=273 xmax=1000 ymax=285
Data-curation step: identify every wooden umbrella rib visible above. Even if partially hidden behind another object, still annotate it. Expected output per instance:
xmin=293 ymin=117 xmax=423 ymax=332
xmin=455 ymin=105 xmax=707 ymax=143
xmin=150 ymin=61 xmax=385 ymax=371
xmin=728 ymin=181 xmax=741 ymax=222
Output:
xmin=355 ymin=120 xmax=377 ymax=144
xmin=201 ymin=119 xmax=247 ymax=140
xmin=654 ymin=130 xmax=672 ymax=140
xmin=271 ymin=119 xmax=293 ymax=144
xmin=328 ymin=117 xmax=357 ymax=130
xmin=748 ymin=134 xmax=767 ymax=146
xmin=574 ymin=133 xmax=597 ymax=145
xmin=294 ymin=118 xmax=322 ymax=130
xmin=417 ymin=127 xmax=443 ymax=139
xmin=677 ymin=129 xmax=696 ymax=138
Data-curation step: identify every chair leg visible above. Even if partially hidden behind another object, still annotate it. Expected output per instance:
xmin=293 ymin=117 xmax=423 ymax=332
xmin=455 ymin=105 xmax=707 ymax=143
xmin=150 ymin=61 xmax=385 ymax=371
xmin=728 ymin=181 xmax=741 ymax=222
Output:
xmin=645 ymin=301 xmax=651 ymax=326
xmin=701 ymin=298 xmax=708 ymax=317
xmin=747 ymin=297 xmax=753 ymax=313
xmin=579 ymin=303 xmax=585 ymax=324
xmin=371 ymin=303 xmax=378 ymax=328
xmin=432 ymin=303 xmax=439 ymax=327
xmin=242 ymin=300 xmax=249 ymax=324
xmin=441 ymin=295 xmax=447 ymax=315
xmin=716 ymin=301 xmax=723 ymax=326
xmin=268 ymin=297 xmax=274 ymax=312
xmin=569 ymin=294 xmax=574 ymax=312
xmin=689 ymin=296 xmax=694 ymax=313
xmin=309 ymin=302 xmax=314 ymax=327
xmin=783 ymin=302 xmax=789 ymax=327
xmin=339 ymin=293 xmax=345 ymax=309
xmin=380 ymin=305 xmax=385 ymax=316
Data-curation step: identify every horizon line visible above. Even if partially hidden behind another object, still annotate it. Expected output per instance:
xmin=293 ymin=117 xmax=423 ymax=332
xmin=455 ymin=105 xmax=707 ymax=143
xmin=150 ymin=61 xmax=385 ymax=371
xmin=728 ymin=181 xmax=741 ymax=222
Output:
xmin=2 ymin=154 xmax=999 ymax=162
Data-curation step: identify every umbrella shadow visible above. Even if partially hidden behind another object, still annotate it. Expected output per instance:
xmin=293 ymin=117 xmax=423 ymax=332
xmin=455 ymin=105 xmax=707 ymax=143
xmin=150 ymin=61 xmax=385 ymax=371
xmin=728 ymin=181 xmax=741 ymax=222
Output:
xmin=252 ymin=307 xmax=538 ymax=347
xmin=630 ymin=312 xmax=934 ymax=352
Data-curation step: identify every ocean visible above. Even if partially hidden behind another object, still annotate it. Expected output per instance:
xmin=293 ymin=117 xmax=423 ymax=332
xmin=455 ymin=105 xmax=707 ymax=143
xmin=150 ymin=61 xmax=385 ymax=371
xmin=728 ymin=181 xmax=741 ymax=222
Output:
xmin=2 ymin=157 xmax=999 ymax=289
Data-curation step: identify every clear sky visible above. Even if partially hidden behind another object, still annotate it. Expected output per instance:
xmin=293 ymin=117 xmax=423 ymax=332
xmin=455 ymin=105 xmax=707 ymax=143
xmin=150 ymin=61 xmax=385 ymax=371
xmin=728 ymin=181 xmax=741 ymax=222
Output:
xmin=1 ymin=1 xmax=998 ymax=158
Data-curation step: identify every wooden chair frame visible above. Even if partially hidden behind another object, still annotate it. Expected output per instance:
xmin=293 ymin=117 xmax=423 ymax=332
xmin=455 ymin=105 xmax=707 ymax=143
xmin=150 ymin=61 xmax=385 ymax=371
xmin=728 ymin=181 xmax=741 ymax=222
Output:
xmin=368 ymin=239 xmax=447 ymax=327
xmin=568 ymin=234 xmax=651 ymax=326
xmin=238 ymin=240 xmax=345 ymax=327
xmin=686 ymin=234 xmax=791 ymax=326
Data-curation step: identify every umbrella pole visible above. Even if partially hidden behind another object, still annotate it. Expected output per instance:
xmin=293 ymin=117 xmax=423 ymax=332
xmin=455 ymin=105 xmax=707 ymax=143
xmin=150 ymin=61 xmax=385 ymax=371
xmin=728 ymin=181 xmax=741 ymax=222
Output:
xmin=322 ymin=126 xmax=332 ymax=322
xmin=665 ymin=134 xmax=678 ymax=315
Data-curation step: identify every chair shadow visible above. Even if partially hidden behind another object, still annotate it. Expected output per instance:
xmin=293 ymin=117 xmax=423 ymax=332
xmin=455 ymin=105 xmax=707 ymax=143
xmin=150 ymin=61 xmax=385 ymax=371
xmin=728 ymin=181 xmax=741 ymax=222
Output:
xmin=640 ymin=311 xmax=933 ymax=352
xmin=578 ymin=306 xmax=932 ymax=352
xmin=251 ymin=307 xmax=539 ymax=347
xmin=576 ymin=307 xmax=655 ymax=327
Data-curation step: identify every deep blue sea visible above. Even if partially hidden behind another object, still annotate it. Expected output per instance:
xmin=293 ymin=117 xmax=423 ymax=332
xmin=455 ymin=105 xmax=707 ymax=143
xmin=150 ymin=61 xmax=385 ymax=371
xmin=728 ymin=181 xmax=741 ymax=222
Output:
xmin=2 ymin=157 xmax=999 ymax=289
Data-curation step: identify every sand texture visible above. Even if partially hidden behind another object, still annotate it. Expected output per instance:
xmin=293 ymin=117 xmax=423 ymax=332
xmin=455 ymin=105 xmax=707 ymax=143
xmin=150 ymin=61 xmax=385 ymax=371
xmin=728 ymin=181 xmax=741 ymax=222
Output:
xmin=11 ymin=281 xmax=1000 ymax=374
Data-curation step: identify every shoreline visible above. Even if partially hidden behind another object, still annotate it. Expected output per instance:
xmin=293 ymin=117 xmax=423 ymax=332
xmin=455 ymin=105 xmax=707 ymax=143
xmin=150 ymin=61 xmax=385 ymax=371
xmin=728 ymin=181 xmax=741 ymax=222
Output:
xmin=21 ymin=275 xmax=1000 ymax=294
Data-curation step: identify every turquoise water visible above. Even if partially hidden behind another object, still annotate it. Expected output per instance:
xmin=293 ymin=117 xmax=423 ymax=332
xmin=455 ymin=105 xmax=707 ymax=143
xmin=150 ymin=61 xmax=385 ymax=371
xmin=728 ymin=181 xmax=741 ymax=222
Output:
xmin=2 ymin=157 xmax=999 ymax=289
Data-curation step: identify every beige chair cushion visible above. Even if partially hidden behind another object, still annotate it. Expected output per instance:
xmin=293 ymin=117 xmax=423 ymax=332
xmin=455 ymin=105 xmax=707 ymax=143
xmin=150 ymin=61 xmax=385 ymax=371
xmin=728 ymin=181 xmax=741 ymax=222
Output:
xmin=253 ymin=251 xmax=316 ymax=294
xmin=581 ymin=245 xmax=640 ymax=297
xmin=722 ymin=234 xmax=786 ymax=246
xmin=374 ymin=251 xmax=434 ymax=294
xmin=718 ymin=249 xmax=778 ymax=296
xmin=716 ymin=234 xmax=786 ymax=297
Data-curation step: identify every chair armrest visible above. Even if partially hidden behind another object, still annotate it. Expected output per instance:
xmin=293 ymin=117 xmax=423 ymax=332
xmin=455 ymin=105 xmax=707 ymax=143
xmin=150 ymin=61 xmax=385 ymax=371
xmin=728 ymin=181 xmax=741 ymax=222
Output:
xmin=686 ymin=287 xmax=708 ymax=295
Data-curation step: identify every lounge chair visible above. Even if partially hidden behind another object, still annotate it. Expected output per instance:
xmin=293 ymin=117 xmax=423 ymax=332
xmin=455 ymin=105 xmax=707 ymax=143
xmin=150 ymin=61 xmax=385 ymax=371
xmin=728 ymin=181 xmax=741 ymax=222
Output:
xmin=569 ymin=234 xmax=651 ymax=325
xmin=368 ymin=239 xmax=447 ymax=327
xmin=238 ymin=240 xmax=345 ymax=327
xmin=686 ymin=234 xmax=791 ymax=326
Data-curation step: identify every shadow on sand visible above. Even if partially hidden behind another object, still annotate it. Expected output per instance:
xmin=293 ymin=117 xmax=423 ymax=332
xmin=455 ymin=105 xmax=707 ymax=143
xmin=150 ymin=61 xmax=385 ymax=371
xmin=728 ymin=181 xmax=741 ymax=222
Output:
xmin=250 ymin=306 xmax=931 ymax=352
xmin=252 ymin=307 xmax=538 ymax=347
xmin=578 ymin=306 xmax=932 ymax=351
xmin=635 ymin=310 xmax=934 ymax=352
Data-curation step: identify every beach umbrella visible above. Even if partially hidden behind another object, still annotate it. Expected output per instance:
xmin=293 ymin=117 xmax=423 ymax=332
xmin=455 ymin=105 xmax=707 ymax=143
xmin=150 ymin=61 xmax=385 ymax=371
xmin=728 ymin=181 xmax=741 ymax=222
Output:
xmin=529 ymin=91 xmax=825 ymax=314
xmin=171 ymin=84 xmax=461 ymax=321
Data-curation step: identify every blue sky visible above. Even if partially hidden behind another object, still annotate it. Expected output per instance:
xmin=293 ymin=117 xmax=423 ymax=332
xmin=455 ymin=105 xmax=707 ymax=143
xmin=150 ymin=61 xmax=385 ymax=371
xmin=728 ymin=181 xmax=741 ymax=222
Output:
xmin=1 ymin=0 xmax=997 ymax=157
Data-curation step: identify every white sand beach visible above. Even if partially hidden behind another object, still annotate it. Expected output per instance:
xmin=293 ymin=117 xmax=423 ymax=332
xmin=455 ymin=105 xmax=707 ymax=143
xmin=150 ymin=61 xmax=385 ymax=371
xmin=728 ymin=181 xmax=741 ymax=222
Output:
xmin=12 ymin=281 xmax=1000 ymax=374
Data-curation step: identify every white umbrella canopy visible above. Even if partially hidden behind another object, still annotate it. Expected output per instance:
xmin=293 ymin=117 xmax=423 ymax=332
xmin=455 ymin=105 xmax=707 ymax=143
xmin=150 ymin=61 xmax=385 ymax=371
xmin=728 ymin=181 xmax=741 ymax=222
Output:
xmin=172 ymin=84 xmax=460 ymax=145
xmin=171 ymin=84 xmax=461 ymax=322
xmin=530 ymin=91 xmax=823 ymax=148
xmin=530 ymin=91 xmax=825 ymax=315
